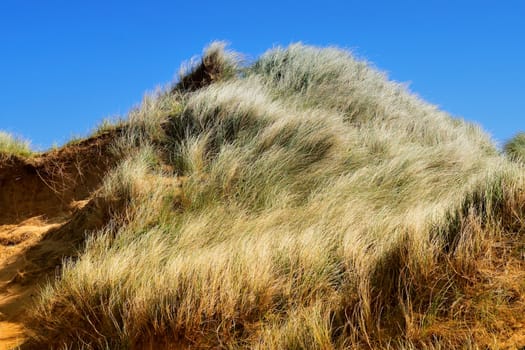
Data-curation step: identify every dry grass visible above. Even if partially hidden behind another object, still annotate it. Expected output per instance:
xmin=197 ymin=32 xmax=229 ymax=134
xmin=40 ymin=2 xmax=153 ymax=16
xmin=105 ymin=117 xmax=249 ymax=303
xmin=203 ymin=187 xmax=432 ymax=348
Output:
xmin=0 ymin=131 xmax=32 ymax=158
xmin=505 ymin=132 xmax=525 ymax=164
xmin=21 ymin=43 xmax=525 ymax=349
xmin=173 ymin=41 xmax=241 ymax=93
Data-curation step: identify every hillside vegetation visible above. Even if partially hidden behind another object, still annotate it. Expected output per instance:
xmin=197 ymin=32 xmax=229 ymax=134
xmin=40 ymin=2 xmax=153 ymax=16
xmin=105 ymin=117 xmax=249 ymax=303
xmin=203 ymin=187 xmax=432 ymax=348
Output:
xmin=2 ymin=43 xmax=525 ymax=349
xmin=0 ymin=131 xmax=32 ymax=159
xmin=505 ymin=133 xmax=525 ymax=164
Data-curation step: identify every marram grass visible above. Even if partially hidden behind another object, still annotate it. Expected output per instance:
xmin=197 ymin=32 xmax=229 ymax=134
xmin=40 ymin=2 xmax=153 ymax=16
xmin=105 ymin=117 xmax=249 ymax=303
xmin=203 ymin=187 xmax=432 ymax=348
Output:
xmin=24 ymin=43 xmax=525 ymax=349
xmin=505 ymin=132 xmax=525 ymax=163
xmin=0 ymin=130 xmax=32 ymax=158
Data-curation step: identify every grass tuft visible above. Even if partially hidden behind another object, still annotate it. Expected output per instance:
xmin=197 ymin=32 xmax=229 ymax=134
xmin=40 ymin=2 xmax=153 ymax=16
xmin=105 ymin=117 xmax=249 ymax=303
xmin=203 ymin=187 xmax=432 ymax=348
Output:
xmin=173 ymin=41 xmax=241 ymax=93
xmin=0 ymin=130 xmax=32 ymax=158
xmin=504 ymin=132 xmax=525 ymax=163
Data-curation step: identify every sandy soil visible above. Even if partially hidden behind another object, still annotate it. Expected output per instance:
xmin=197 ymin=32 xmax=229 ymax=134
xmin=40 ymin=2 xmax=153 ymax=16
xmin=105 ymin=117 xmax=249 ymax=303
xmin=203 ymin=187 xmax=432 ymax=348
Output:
xmin=0 ymin=132 xmax=118 ymax=349
xmin=0 ymin=217 xmax=65 ymax=349
xmin=0 ymin=322 xmax=24 ymax=350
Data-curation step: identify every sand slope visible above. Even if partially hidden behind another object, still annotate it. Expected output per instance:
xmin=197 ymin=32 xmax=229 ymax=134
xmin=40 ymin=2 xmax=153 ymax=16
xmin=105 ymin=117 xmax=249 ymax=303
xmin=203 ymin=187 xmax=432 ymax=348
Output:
xmin=0 ymin=132 xmax=119 ymax=349
xmin=0 ymin=218 xmax=63 ymax=349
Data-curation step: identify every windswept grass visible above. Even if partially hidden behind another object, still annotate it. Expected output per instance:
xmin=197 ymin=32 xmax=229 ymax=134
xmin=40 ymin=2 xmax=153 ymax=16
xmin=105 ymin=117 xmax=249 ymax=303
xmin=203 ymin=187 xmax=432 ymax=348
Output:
xmin=173 ymin=41 xmax=241 ymax=93
xmin=504 ymin=132 xmax=525 ymax=163
xmin=0 ymin=131 xmax=32 ymax=158
xmin=24 ymin=43 xmax=525 ymax=349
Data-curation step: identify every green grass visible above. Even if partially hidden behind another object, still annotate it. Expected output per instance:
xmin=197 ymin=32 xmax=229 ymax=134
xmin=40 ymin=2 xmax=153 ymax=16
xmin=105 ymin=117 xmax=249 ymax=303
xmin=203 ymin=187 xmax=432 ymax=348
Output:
xmin=24 ymin=43 xmax=525 ymax=349
xmin=0 ymin=131 xmax=32 ymax=158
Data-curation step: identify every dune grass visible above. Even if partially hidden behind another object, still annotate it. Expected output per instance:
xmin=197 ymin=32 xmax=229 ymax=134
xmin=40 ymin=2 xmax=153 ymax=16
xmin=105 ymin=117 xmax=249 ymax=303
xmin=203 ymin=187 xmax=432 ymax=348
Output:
xmin=504 ymin=132 xmax=525 ymax=163
xmin=0 ymin=131 xmax=32 ymax=158
xmin=23 ymin=43 xmax=525 ymax=349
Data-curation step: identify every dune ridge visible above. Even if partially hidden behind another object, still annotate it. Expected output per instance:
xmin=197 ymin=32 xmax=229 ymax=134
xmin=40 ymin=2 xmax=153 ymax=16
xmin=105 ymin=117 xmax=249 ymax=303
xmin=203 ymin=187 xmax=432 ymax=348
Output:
xmin=1 ymin=42 xmax=524 ymax=349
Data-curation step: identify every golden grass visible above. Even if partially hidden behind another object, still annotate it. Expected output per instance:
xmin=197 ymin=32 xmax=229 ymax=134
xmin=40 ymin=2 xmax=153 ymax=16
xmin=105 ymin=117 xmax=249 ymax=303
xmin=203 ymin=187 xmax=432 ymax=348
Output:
xmin=0 ymin=131 xmax=32 ymax=158
xmin=22 ymin=43 xmax=525 ymax=349
xmin=505 ymin=132 xmax=525 ymax=164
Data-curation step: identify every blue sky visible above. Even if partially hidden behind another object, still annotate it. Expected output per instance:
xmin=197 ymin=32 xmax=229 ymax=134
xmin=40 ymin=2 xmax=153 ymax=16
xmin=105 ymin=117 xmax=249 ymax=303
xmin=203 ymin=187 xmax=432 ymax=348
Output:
xmin=0 ymin=1 xmax=523 ymax=150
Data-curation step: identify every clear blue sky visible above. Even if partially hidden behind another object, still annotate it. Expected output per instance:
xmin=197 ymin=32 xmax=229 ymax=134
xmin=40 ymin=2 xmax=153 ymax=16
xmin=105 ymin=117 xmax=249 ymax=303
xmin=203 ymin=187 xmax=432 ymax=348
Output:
xmin=0 ymin=1 xmax=523 ymax=150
